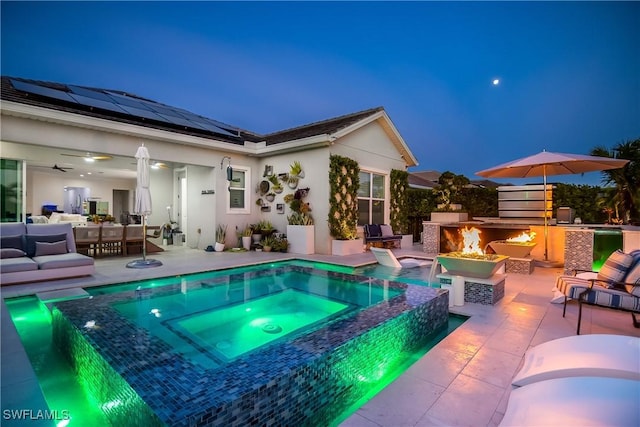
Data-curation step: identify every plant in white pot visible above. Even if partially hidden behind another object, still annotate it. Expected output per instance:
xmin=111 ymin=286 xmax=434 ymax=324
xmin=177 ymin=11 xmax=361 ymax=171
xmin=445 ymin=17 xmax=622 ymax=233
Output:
xmin=240 ymin=225 xmax=252 ymax=250
xmin=287 ymin=212 xmax=315 ymax=254
xmin=215 ymin=224 xmax=227 ymax=252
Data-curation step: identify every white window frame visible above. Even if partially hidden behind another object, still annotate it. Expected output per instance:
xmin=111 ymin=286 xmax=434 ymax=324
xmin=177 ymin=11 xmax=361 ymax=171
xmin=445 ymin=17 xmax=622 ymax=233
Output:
xmin=357 ymin=168 xmax=387 ymax=225
xmin=226 ymin=165 xmax=251 ymax=214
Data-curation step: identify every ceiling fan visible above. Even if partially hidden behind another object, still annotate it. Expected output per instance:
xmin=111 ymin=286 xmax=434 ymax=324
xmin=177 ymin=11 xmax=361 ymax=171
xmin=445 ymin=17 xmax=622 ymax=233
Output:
xmin=61 ymin=152 xmax=113 ymax=161
xmin=52 ymin=164 xmax=73 ymax=172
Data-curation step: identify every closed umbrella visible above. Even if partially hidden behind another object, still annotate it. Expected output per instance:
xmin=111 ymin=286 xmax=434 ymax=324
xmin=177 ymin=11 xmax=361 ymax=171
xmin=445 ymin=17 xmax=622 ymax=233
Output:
xmin=127 ymin=144 xmax=162 ymax=268
xmin=477 ymin=150 xmax=629 ymax=262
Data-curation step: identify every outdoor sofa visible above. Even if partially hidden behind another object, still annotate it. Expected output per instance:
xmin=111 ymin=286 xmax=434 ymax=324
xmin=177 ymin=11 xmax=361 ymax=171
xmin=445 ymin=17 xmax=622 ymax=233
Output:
xmin=554 ymin=249 xmax=640 ymax=334
xmin=0 ymin=222 xmax=95 ymax=285
xmin=364 ymin=224 xmax=403 ymax=248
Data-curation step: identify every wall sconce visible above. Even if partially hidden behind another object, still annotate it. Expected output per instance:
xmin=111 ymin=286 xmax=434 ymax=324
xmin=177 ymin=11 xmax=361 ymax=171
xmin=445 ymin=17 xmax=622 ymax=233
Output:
xmin=221 ymin=156 xmax=233 ymax=181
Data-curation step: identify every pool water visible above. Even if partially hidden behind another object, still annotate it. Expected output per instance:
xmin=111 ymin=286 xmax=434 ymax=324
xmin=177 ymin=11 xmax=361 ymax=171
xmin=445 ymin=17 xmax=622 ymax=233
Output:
xmin=6 ymin=261 xmax=457 ymax=426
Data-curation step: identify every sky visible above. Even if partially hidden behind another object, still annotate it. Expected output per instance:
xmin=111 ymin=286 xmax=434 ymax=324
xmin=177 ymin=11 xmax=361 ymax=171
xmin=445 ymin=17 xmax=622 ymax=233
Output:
xmin=2 ymin=1 xmax=639 ymax=186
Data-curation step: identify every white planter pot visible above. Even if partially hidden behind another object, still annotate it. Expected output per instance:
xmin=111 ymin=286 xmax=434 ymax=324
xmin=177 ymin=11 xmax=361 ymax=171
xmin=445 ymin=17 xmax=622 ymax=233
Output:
xmin=242 ymin=236 xmax=252 ymax=250
xmin=331 ymin=238 xmax=364 ymax=256
xmin=401 ymin=234 xmax=413 ymax=249
xmin=287 ymin=225 xmax=315 ymax=254
xmin=214 ymin=242 xmax=225 ymax=252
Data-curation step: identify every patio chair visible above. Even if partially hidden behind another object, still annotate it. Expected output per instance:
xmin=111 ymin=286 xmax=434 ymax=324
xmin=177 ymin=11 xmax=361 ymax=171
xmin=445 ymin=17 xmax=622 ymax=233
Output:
xmin=511 ymin=334 xmax=640 ymax=387
xmin=553 ymin=249 xmax=640 ymax=334
xmin=499 ymin=376 xmax=640 ymax=426
xmin=369 ymin=247 xmax=431 ymax=269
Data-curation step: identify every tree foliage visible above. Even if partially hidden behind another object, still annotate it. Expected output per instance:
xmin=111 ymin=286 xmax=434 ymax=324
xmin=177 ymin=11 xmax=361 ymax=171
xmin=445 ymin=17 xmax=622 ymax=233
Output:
xmin=590 ymin=138 xmax=640 ymax=223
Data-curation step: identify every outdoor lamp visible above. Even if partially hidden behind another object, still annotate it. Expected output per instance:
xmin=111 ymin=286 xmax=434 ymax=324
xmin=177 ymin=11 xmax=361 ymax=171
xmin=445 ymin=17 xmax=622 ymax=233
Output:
xmin=221 ymin=156 xmax=233 ymax=181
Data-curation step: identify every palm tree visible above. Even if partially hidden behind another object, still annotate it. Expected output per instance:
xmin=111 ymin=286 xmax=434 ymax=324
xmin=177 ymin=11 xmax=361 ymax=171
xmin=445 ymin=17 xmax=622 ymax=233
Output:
xmin=591 ymin=138 xmax=640 ymax=223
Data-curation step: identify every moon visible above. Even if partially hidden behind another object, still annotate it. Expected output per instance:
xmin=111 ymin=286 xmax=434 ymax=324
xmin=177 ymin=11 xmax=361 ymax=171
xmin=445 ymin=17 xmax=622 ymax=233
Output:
xmin=492 ymin=79 xmax=500 ymax=86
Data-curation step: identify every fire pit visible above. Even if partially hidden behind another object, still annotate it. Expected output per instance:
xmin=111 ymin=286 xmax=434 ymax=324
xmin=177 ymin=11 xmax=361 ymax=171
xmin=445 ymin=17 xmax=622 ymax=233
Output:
xmin=437 ymin=253 xmax=509 ymax=279
xmin=436 ymin=226 xmax=509 ymax=279
xmin=488 ymin=231 xmax=537 ymax=258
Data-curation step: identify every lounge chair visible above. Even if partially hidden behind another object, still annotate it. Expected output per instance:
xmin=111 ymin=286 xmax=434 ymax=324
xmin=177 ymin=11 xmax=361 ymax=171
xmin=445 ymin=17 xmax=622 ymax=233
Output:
xmin=512 ymin=334 xmax=640 ymax=387
xmin=369 ymin=247 xmax=432 ymax=269
xmin=499 ymin=376 xmax=640 ymax=426
xmin=553 ymin=249 xmax=640 ymax=334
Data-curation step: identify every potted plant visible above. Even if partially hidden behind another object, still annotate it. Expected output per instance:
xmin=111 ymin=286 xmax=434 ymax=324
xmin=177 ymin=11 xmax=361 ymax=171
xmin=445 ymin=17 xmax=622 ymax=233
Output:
xmin=257 ymin=219 xmax=275 ymax=237
xmin=260 ymin=235 xmax=276 ymax=252
xmin=328 ymin=154 xmax=363 ymax=255
xmin=287 ymin=212 xmax=315 ymax=254
xmin=268 ymin=174 xmax=284 ymax=194
xmin=215 ymin=224 xmax=227 ymax=252
xmin=240 ymin=225 xmax=252 ymax=250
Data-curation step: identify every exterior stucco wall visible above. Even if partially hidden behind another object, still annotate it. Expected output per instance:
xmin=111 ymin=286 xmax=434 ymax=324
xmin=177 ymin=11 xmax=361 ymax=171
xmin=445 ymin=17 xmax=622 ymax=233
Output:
xmin=1 ymin=110 xmax=411 ymax=255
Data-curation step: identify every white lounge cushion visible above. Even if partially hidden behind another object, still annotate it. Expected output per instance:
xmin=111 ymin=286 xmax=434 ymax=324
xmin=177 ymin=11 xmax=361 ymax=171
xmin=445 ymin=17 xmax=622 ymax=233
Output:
xmin=500 ymin=377 xmax=640 ymax=427
xmin=512 ymin=334 xmax=640 ymax=387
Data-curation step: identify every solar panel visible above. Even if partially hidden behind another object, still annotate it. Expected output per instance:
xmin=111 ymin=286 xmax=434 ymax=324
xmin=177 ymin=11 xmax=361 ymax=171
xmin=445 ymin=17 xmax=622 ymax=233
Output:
xmin=116 ymin=104 xmax=167 ymax=121
xmin=10 ymin=78 xmax=242 ymax=140
xmin=10 ymin=79 xmax=78 ymax=104
xmin=67 ymin=93 xmax=129 ymax=114
xmin=191 ymin=119 xmax=239 ymax=137
xmin=68 ymin=85 xmax=114 ymax=102
xmin=105 ymin=92 xmax=154 ymax=110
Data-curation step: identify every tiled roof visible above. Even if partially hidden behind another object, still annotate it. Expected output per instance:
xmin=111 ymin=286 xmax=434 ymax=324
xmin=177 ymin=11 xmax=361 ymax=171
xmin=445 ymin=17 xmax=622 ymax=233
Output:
xmin=1 ymin=76 xmax=385 ymax=148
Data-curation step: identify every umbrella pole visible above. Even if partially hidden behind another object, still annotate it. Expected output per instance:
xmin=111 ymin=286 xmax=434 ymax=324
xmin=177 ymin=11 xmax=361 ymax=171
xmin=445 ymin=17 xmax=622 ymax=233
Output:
xmin=543 ymin=167 xmax=548 ymax=261
xmin=142 ymin=214 xmax=147 ymax=261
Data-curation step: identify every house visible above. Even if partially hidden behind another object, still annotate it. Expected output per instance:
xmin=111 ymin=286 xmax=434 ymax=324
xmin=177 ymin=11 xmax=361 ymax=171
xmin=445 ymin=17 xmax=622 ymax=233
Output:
xmin=0 ymin=76 xmax=418 ymax=254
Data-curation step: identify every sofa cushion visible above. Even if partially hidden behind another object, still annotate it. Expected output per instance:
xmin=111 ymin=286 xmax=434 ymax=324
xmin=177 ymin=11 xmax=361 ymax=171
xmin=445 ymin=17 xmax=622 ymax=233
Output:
xmin=25 ymin=234 xmax=67 ymax=258
xmin=26 ymin=223 xmax=77 ymax=253
xmin=1 ymin=248 xmax=27 ymax=259
xmin=1 ymin=234 xmax=25 ymax=251
xmin=33 ymin=253 xmax=94 ymax=270
xmin=597 ymin=250 xmax=634 ymax=287
xmin=35 ymin=240 xmax=68 ymax=257
xmin=0 ymin=257 xmax=38 ymax=273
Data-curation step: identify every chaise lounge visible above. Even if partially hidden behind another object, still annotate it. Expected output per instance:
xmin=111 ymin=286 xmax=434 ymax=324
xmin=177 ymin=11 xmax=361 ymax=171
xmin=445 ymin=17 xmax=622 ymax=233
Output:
xmin=1 ymin=222 xmax=95 ymax=285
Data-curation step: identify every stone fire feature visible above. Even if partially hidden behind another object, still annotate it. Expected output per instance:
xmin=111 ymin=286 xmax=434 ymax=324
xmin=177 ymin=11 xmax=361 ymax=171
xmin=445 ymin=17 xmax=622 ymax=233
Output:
xmin=436 ymin=254 xmax=509 ymax=279
xmin=437 ymin=274 xmax=506 ymax=305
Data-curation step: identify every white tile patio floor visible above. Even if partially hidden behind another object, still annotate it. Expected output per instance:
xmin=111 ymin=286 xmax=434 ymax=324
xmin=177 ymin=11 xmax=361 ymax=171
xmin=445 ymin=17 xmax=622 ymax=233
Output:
xmin=2 ymin=244 xmax=639 ymax=426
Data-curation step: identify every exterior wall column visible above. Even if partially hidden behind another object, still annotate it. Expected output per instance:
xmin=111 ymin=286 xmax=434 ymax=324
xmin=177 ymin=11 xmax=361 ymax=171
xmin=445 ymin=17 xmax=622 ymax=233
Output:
xmin=422 ymin=222 xmax=440 ymax=256
xmin=564 ymin=228 xmax=594 ymax=274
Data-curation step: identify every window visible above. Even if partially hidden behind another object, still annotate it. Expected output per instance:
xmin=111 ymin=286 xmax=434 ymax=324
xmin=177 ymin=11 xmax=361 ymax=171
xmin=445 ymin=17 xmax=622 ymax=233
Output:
xmin=227 ymin=166 xmax=250 ymax=214
xmin=357 ymin=171 xmax=385 ymax=225
xmin=1 ymin=159 xmax=25 ymax=222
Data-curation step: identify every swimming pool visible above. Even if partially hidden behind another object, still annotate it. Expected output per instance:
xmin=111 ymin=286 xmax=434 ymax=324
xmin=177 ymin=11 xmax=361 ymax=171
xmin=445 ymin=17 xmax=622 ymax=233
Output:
xmin=10 ymin=261 xmax=450 ymax=426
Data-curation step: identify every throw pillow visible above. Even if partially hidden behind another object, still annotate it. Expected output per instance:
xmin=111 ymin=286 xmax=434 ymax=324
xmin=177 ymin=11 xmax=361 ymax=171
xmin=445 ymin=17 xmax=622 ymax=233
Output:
xmin=1 ymin=234 xmax=25 ymax=251
xmin=0 ymin=248 xmax=26 ymax=259
xmin=597 ymin=250 xmax=634 ymax=288
xmin=34 ymin=240 xmax=68 ymax=257
xmin=623 ymin=262 xmax=640 ymax=297
xmin=25 ymin=233 xmax=68 ymax=257
xmin=381 ymin=225 xmax=395 ymax=237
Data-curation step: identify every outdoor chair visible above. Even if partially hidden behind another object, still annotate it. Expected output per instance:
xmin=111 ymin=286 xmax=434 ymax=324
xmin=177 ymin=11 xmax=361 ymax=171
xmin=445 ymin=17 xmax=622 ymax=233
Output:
xmin=370 ymin=247 xmax=431 ymax=269
xmin=553 ymin=249 xmax=640 ymax=334
xmin=124 ymin=224 xmax=145 ymax=255
xmin=364 ymin=224 xmax=402 ymax=248
xmin=511 ymin=334 xmax=640 ymax=387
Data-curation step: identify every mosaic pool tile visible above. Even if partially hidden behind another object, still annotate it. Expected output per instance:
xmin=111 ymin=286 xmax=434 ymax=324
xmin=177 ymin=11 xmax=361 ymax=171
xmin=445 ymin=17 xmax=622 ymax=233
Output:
xmin=53 ymin=264 xmax=448 ymax=426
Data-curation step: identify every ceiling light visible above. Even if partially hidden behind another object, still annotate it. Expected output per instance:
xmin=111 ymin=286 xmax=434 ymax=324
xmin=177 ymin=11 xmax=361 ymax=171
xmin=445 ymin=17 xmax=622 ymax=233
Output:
xmin=84 ymin=157 xmax=95 ymax=163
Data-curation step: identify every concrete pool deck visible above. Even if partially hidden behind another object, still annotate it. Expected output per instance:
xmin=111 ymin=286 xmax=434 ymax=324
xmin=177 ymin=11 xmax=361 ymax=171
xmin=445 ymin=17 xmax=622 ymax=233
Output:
xmin=2 ymin=244 xmax=639 ymax=426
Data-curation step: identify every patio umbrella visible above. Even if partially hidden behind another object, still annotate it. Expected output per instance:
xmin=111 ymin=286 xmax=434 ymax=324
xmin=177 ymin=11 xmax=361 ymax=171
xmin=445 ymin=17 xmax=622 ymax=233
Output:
xmin=476 ymin=150 xmax=629 ymax=262
xmin=127 ymin=144 xmax=163 ymax=268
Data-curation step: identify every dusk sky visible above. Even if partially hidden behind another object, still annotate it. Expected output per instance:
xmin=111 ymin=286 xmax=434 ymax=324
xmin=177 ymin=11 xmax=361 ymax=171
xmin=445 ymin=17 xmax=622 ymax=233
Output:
xmin=2 ymin=1 xmax=638 ymax=186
